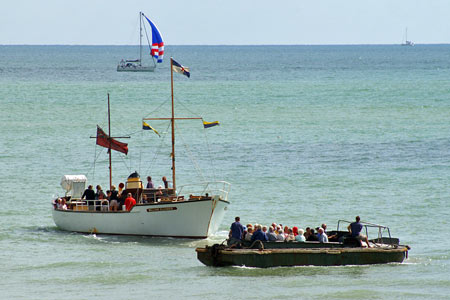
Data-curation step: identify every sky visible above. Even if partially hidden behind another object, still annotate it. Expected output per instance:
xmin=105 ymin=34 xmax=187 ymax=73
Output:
xmin=1 ymin=0 xmax=449 ymax=45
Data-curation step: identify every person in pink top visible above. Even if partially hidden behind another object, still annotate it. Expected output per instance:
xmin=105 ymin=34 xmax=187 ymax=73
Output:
xmin=124 ymin=193 xmax=136 ymax=211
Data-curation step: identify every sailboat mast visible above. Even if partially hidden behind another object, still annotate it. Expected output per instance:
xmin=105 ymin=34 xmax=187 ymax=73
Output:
xmin=107 ymin=93 xmax=112 ymax=190
xmin=139 ymin=12 xmax=143 ymax=65
xmin=170 ymin=58 xmax=176 ymax=191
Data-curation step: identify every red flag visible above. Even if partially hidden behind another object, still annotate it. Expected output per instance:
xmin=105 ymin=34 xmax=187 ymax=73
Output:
xmin=96 ymin=126 xmax=128 ymax=155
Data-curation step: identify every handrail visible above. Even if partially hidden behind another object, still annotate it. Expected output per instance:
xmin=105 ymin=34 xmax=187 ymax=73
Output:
xmin=337 ymin=219 xmax=393 ymax=244
xmin=177 ymin=181 xmax=231 ymax=201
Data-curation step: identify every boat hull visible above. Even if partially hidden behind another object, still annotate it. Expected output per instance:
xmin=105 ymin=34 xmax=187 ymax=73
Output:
xmin=196 ymin=244 xmax=409 ymax=267
xmin=53 ymin=198 xmax=228 ymax=238
xmin=117 ymin=65 xmax=155 ymax=72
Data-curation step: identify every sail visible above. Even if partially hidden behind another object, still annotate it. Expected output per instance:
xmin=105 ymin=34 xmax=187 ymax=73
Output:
xmin=144 ymin=15 xmax=164 ymax=63
xmin=96 ymin=126 xmax=128 ymax=155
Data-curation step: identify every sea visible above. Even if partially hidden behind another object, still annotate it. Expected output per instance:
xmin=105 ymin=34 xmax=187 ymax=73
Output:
xmin=1 ymin=44 xmax=450 ymax=299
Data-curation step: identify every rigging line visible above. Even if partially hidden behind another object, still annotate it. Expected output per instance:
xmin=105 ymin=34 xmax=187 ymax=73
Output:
xmin=139 ymin=128 xmax=142 ymax=175
xmin=142 ymin=16 xmax=152 ymax=53
xmin=142 ymin=96 xmax=171 ymax=119
xmin=176 ymin=96 xmax=203 ymax=118
xmin=87 ymin=145 xmax=106 ymax=182
xmin=203 ymin=127 xmax=217 ymax=182
xmin=118 ymin=152 xmax=132 ymax=175
xmin=175 ymin=122 xmax=206 ymax=182
xmin=143 ymin=121 xmax=171 ymax=177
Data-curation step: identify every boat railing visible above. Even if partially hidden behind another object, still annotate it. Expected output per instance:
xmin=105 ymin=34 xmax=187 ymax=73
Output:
xmin=54 ymin=198 xmax=110 ymax=212
xmin=337 ymin=219 xmax=395 ymax=245
xmin=177 ymin=181 xmax=231 ymax=201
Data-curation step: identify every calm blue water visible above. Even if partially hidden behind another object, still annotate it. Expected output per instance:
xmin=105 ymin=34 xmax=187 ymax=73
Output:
xmin=1 ymin=45 xmax=450 ymax=299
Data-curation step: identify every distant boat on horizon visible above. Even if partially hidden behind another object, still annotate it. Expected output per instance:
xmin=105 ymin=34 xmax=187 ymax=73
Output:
xmin=401 ymin=27 xmax=414 ymax=46
xmin=117 ymin=12 xmax=164 ymax=72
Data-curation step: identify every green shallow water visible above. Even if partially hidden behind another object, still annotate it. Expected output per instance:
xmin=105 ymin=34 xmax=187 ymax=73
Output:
xmin=1 ymin=45 xmax=450 ymax=299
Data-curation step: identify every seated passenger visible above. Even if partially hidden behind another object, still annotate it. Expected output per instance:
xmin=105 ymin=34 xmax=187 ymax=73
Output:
xmin=155 ymin=186 xmax=164 ymax=199
xmin=56 ymin=198 xmax=63 ymax=209
xmin=251 ymin=225 xmax=268 ymax=242
xmin=124 ymin=193 xmax=136 ymax=211
xmin=61 ymin=198 xmax=68 ymax=210
xmin=348 ymin=216 xmax=371 ymax=248
xmin=285 ymin=228 xmax=295 ymax=242
xmin=317 ymin=228 xmax=329 ymax=243
xmin=262 ymin=225 xmax=268 ymax=234
xmin=304 ymin=227 xmax=311 ymax=240
xmin=267 ymin=226 xmax=278 ymax=241
xmin=307 ymin=228 xmax=319 ymax=241
xmin=276 ymin=229 xmax=285 ymax=241
xmin=292 ymin=226 xmax=299 ymax=236
xmin=283 ymin=226 xmax=289 ymax=238
xmin=244 ymin=227 xmax=253 ymax=241
xmin=295 ymin=229 xmax=306 ymax=242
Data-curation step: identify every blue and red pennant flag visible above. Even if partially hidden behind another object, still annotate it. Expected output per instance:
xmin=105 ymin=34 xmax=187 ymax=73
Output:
xmin=171 ymin=58 xmax=190 ymax=78
xmin=144 ymin=15 xmax=164 ymax=63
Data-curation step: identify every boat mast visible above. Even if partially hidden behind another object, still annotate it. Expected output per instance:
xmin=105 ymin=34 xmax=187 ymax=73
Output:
xmin=170 ymin=58 xmax=176 ymax=191
xmin=107 ymin=93 xmax=112 ymax=190
xmin=139 ymin=11 xmax=143 ymax=65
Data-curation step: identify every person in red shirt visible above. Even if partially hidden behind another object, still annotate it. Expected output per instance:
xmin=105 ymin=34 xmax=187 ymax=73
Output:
xmin=124 ymin=193 xmax=136 ymax=211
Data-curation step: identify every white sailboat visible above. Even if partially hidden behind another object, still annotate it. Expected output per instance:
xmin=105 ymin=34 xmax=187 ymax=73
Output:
xmin=401 ymin=27 xmax=414 ymax=46
xmin=117 ymin=12 xmax=164 ymax=72
xmin=53 ymin=59 xmax=230 ymax=238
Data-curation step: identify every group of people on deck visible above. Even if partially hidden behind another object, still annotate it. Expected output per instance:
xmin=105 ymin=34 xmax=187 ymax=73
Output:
xmin=56 ymin=175 xmax=171 ymax=212
xmin=228 ymin=216 xmax=370 ymax=248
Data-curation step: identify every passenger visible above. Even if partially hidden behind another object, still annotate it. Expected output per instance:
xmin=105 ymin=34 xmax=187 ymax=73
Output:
xmin=307 ymin=228 xmax=318 ymax=241
xmin=146 ymin=176 xmax=154 ymax=189
xmin=262 ymin=226 xmax=268 ymax=234
xmin=286 ymin=228 xmax=295 ymax=242
xmin=162 ymin=176 xmax=169 ymax=189
xmin=244 ymin=227 xmax=253 ymax=241
xmin=242 ymin=224 xmax=253 ymax=240
xmin=276 ymin=229 xmax=285 ymax=241
xmin=109 ymin=185 xmax=119 ymax=212
xmin=317 ymin=228 xmax=329 ymax=243
xmin=283 ymin=226 xmax=289 ymax=238
xmin=60 ymin=198 xmax=68 ymax=210
xmin=228 ymin=216 xmax=246 ymax=247
xmin=304 ymin=227 xmax=311 ymax=240
xmin=56 ymin=198 xmax=62 ymax=209
xmin=251 ymin=225 xmax=268 ymax=242
xmin=295 ymin=229 xmax=306 ymax=242
xmin=322 ymin=223 xmax=337 ymax=240
xmin=348 ymin=216 xmax=371 ymax=248
xmin=267 ymin=226 xmax=278 ymax=241
xmin=95 ymin=185 xmax=106 ymax=200
xmin=124 ymin=193 xmax=136 ymax=211
xmin=155 ymin=185 xmax=164 ymax=200
xmin=81 ymin=185 xmax=95 ymax=201
xmin=142 ymin=194 xmax=149 ymax=204
xmin=292 ymin=226 xmax=299 ymax=236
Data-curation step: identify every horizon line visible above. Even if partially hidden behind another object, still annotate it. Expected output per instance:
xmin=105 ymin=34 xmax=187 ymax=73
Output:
xmin=1 ymin=43 xmax=450 ymax=47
